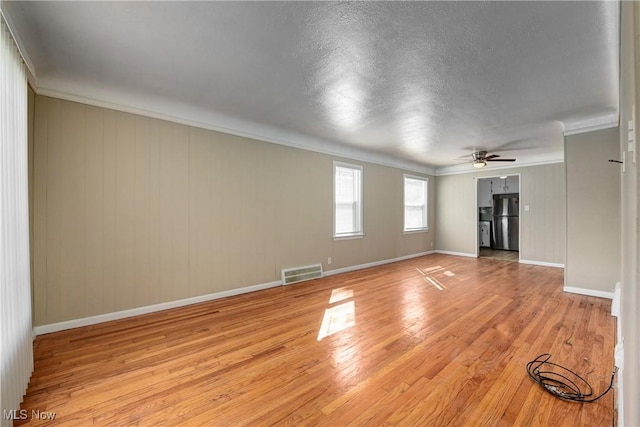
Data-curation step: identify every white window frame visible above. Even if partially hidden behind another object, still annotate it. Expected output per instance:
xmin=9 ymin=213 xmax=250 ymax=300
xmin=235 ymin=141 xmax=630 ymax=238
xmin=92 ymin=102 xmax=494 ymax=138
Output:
xmin=333 ymin=161 xmax=364 ymax=239
xmin=403 ymin=174 xmax=429 ymax=233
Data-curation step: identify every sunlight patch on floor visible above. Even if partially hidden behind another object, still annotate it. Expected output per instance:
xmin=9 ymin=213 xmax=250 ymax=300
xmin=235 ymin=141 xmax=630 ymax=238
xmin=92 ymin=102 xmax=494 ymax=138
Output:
xmin=329 ymin=287 xmax=354 ymax=304
xmin=416 ymin=266 xmax=447 ymax=290
xmin=318 ymin=300 xmax=355 ymax=341
xmin=423 ymin=275 xmax=445 ymax=290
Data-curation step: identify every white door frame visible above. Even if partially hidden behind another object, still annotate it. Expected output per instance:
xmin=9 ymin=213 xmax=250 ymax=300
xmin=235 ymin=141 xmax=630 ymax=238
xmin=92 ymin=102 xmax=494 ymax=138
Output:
xmin=474 ymin=174 xmax=522 ymax=258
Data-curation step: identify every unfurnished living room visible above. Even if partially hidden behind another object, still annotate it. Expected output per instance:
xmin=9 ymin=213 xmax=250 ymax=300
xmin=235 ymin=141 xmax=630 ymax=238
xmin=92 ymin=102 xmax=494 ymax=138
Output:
xmin=0 ymin=1 xmax=638 ymax=426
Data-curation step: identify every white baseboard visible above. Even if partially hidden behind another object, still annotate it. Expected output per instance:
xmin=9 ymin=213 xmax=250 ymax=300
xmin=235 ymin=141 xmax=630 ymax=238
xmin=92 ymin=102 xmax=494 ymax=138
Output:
xmin=563 ymin=286 xmax=614 ymax=300
xmin=33 ymin=250 xmax=439 ymax=336
xmin=612 ymin=282 xmax=621 ymax=317
xmin=324 ymin=251 xmax=435 ymax=277
xmin=615 ymin=340 xmax=624 ymax=427
xmin=617 ymin=366 xmax=624 ymax=427
xmin=32 ymin=280 xmax=282 ymax=336
xmin=434 ymin=250 xmax=477 ymax=258
xmin=519 ymin=259 xmax=565 ymax=268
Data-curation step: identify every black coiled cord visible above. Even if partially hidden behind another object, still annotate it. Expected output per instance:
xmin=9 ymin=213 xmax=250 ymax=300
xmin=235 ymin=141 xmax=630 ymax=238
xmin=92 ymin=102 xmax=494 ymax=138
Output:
xmin=526 ymin=353 xmax=617 ymax=402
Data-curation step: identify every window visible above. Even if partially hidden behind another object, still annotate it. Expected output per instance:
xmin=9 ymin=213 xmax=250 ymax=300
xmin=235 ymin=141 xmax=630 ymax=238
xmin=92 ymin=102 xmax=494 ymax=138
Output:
xmin=334 ymin=162 xmax=363 ymax=237
xmin=404 ymin=175 xmax=429 ymax=232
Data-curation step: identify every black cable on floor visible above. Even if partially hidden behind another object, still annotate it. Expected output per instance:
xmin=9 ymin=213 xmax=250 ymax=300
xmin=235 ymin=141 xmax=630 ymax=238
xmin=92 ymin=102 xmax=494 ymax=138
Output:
xmin=526 ymin=353 xmax=617 ymax=402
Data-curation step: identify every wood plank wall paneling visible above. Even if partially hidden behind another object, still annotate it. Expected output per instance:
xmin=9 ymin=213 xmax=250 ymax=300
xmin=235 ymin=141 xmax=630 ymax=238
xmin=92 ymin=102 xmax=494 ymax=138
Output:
xmin=32 ymin=91 xmax=47 ymax=325
xmin=102 ymin=109 xmax=117 ymax=314
xmin=527 ymin=163 xmax=566 ymax=263
xmin=28 ymin=86 xmax=35 ymax=306
xmin=565 ymin=128 xmax=621 ymax=292
xmin=85 ymin=106 xmax=104 ymax=316
xmin=434 ymin=173 xmax=473 ymax=255
xmin=435 ymin=163 xmax=566 ymax=264
xmin=189 ymin=127 xmax=214 ymax=298
xmin=115 ymin=112 xmax=136 ymax=311
xmin=31 ymin=95 xmax=435 ymax=326
xmin=60 ymin=101 xmax=86 ymax=321
xmin=45 ymin=99 xmax=62 ymax=322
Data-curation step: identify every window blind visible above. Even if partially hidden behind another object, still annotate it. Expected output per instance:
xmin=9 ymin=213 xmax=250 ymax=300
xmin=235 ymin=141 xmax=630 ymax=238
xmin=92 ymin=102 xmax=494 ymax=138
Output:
xmin=334 ymin=164 xmax=362 ymax=236
xmin=0 ymin=13 xmax=33 ymax=424
xmin=404 ymin=176 xmax=428 ymax=230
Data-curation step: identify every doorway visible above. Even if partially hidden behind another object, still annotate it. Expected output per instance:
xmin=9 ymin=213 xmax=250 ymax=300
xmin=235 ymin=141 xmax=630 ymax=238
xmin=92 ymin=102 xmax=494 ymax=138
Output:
xmin=477 ymin=175 xmax=520 ymax=261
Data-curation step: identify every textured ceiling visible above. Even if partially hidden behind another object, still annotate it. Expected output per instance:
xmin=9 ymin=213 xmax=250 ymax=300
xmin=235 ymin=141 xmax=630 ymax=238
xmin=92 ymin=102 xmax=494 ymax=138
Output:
xmin=2 ymin=1 xmax=620 ymax=174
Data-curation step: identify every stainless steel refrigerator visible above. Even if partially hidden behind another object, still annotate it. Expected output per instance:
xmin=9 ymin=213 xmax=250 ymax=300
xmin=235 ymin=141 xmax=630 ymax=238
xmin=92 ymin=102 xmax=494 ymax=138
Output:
xmin=491 ymin=193 xmax=519 ymax=251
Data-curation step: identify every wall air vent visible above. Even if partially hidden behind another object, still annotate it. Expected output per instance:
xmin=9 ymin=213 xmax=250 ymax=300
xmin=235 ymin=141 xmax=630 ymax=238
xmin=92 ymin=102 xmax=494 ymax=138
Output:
xmin=281 ymin=264 xmax=323 ymax=285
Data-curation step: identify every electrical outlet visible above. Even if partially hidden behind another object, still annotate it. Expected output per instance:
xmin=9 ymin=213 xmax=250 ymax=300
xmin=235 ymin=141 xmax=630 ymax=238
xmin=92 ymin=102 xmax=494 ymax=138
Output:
xmin=327 ymin=257 xmax=332 ymax=265
xmin=430 ymin=241 xmax=433 ymax=247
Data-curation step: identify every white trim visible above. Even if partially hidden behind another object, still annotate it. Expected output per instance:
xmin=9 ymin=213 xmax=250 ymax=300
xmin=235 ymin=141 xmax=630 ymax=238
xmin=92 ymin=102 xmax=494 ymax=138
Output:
xmin=562 ymin=119 xmax=619 ymax=136
xmin=334 ymin=161 xmax=363 ymax=238
xmin=333 ymin=233 xmax=364 ymax=240
xmin=563 ymin=286 xmax=614 ymax=300
xmin=36 ymin=87 xmax=435 ymax=176
xmin=403 ymin=174 xmax=429 ymax=233
xmin=434 ymin=250 xmax=477 ymax=258
xmin=519 ymin=259 xmax=564 ymax=268
xmin=612 ymin=281 xmax=621 ymax=317
xmin=615 ymin=339 xmax=624 ymax=427
xmin=403 ymin=229 xmax=429 ymax=235
xmin=324 ymin=251 xmax=435 ymax=277
xmin=474 ymin=176 xmax=479 ymax=257
xmin=34 ymin=251 xmax=441 ymax=335
xmin=474 ymin=173 xmax=522 ymax=259
xmin=435 ymin=158 xmax=564 ymax=176
xmin=32 ymin=280 xmax=282 ymax=336
xmin=615 ymin=340 xmax=624 ymax=370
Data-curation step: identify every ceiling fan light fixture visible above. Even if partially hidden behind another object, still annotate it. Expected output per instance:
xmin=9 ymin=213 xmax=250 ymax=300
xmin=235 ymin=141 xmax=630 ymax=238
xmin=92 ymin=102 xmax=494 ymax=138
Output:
xmin=473 ymin=159 xmax=486 ymax=169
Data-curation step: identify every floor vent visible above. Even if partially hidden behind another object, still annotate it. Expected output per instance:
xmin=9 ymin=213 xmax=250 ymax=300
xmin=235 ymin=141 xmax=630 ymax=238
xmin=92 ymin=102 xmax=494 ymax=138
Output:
xmin=281 ymin=264 xmax=323 ymax=285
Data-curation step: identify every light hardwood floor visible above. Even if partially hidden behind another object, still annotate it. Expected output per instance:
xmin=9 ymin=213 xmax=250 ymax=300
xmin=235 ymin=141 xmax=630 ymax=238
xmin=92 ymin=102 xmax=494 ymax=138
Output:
xmin=18 ymin=254 xmax=615 ymax=426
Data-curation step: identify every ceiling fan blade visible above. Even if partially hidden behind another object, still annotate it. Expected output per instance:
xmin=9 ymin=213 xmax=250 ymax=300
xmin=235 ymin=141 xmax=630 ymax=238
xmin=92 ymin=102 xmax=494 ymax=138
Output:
xmin=486 ymin=158 xmax=516 ymax=162
xmin=484 ymin=154 xmax=500 ymax=160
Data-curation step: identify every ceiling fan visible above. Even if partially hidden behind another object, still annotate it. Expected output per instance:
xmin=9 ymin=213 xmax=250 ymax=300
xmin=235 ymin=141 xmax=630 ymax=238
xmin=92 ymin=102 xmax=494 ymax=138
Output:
xmin=470 ymin=151 xmax=516 ymax=169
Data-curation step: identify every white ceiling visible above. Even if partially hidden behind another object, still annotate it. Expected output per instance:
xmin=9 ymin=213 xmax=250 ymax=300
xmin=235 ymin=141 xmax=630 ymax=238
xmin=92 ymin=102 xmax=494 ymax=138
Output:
xmin=2 ymin=1 xmax=620 ymax=174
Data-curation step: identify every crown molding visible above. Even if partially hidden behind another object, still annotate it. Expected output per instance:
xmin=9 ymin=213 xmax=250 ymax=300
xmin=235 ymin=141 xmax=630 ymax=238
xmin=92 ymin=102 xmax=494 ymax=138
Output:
xmin=562 ymin=116 xmax=619 ymax=136
xmin=435 ymin=156 xmax=564 ymax=176
xmin=32 ymin=83 xmax=615 ymax=178
xmin=36 ymin=85 xmax=435 ymax=176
